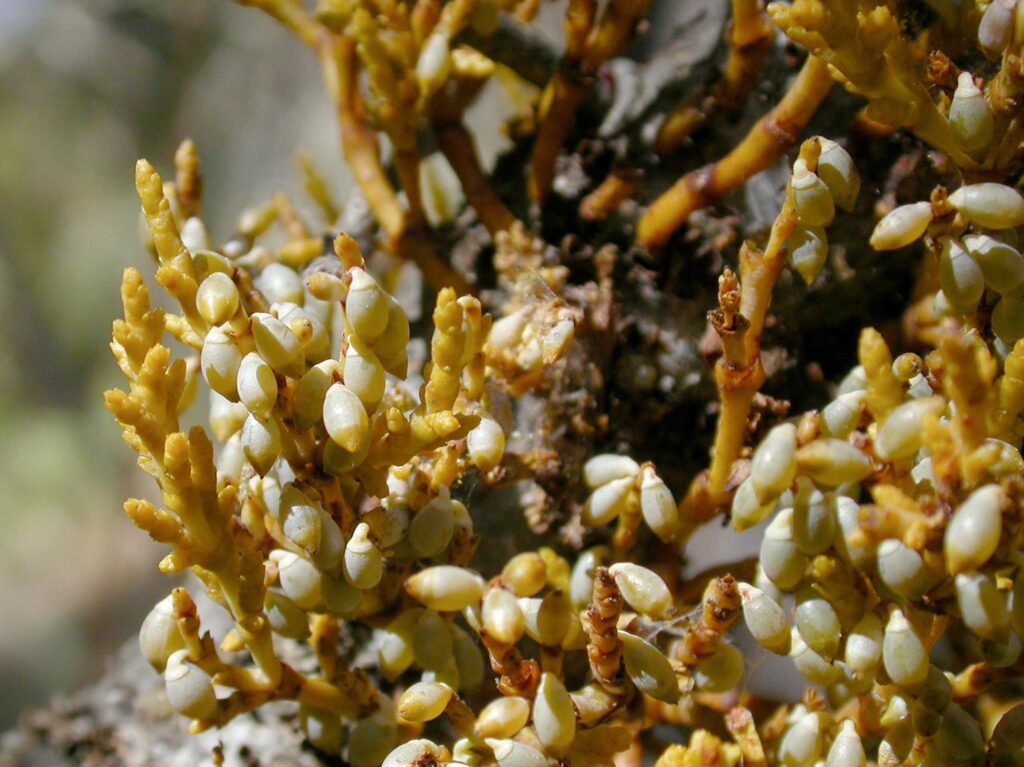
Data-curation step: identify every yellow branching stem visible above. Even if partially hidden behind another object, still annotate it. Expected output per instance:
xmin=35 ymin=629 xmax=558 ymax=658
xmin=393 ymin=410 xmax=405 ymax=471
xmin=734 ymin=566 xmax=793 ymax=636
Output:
xmin=638 ymin=55 xmax=832 ymax=250
xmin=579 ymin=164 xmax=642 ymax=221
xmin=298 ymin=153 xmax=340 ymax=225
xmin=240 ymin=0 xmax=471 ymax=294
xmin=655 ymin=0 xmax=773 ymax=155
xmin=317 ymin=34 xmax=406 ymax=243
xmin=429 ymin=48 xmax=516 ymax=236
xmin=529 ymin=0 xmax=651 ymax=201
xmin=679 ymin=142 xmax=807 ymax=530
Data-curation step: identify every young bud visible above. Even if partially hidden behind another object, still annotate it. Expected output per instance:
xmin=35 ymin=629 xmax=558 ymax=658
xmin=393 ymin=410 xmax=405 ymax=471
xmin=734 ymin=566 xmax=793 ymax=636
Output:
xmin=869 ymin=202 xmax=933 ymax=251
xmin=816 ymin=138 xmax=860 ymax=212
xmin=323 ymin=382 xmax=369 ymax=453
xmin=609 ymin=562 xmax=674 ymax=619
xmin=406 ymin=566 xmax=485 ymax=611
xmin=164 ymin=649 xmax=217 ymax=720
xmin=583 ymin=454 xmax=640 ymax=488
xmin=948 ymin=183 xmax=1024 ymax=229
xmin=792 ymin=159 xmax=836 ymax=227
xmin=739 ymin=582 xmax=791 ymax=654
xmin=964 ymin=233 xmax=1024 ymax=294
xmin=619 ymin=630 xmax=680 ymax=703
xmin=945 ymin=484 xmax=1005 ymax=574
xmin=277 ymin=302 xmax=330 ymax=362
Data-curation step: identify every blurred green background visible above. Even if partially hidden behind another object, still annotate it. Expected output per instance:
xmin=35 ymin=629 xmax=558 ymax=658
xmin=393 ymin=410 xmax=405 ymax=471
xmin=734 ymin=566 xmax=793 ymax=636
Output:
xmin=0 ymin=0 xmax=358 ymax=729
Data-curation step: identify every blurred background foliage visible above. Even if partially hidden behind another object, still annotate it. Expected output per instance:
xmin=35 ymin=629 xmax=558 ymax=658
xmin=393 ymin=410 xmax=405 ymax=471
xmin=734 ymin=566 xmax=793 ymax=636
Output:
xmin=0 ymin=0 xmax=363 ymax=728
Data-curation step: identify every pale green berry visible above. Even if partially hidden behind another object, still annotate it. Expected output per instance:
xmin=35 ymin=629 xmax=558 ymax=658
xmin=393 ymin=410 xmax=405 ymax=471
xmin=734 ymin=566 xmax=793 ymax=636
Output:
xmin=949 ymin=72 xmax=995 ymax=156
xmin=944 ymin=484 xmax=1005 ymax=574
xmin=869 ymin=202 xmax=932 ymax=251
xmin=618 ymin=630 xmax=680 ymax=703
xmin=883 ymin=608 xmax=929 ymax=688
xmin=963 ymin=233 xmax=1024 ymax=293
xmin=739 ymin=582 xmax=791 ymax=655
xmin=609 ymin=562 xmax=674 ymax=619
xmin=583 ymin=454 xmax=640 ymax=488
xmin=532 ymin=672 xmax=576 ymax=756
xmin=164 ymin=649 xmax=217 ymax=720
xmin=405 ymin=566 xmax=485 ymax=611
xmin=792 ymin=159 xmax=835 ymax=227
xmin=949 ymin=183 xmax=1024 ymax=229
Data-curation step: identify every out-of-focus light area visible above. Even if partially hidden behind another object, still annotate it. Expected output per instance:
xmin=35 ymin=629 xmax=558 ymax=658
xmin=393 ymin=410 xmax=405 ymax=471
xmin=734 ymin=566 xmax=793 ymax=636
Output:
xmin=0 ymin=0 xmax=354 ymax=729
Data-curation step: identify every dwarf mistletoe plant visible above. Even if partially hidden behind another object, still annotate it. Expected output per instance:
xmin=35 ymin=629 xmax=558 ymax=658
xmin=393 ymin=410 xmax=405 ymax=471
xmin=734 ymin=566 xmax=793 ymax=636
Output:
xmin=107 ymin=0 xmax=1024 ymax=765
